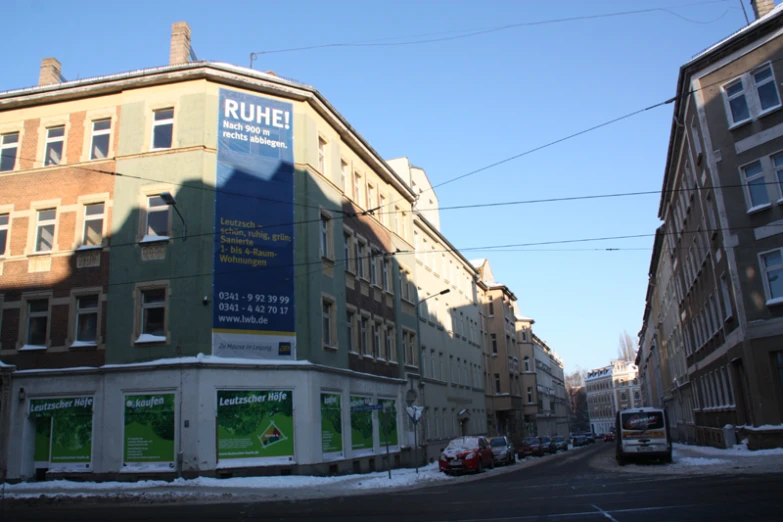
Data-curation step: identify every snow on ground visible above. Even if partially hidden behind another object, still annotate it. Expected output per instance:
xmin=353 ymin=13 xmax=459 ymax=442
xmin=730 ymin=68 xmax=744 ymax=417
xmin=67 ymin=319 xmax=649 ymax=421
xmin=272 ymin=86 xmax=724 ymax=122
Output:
xmin=674 ymin=441 xmax=783 ymax=457
xmin=674 ymin=457 xmax=727 ymax=467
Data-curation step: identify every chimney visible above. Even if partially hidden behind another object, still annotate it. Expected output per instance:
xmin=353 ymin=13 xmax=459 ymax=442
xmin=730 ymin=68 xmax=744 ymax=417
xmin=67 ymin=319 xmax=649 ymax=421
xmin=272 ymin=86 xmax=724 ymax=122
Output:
xmin=38 ymin=57 xmax=62 ymax=86
xmin=752 ymin=0 xmax=775 ymax=20
xmin=169 ymin=21 xmax=192 ymax=66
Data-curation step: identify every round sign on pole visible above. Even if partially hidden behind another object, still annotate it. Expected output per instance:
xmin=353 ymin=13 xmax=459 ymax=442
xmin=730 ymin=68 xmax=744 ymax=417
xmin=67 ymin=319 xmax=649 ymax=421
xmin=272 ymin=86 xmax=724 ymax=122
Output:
xmin=405 ymin=389 xmax=417 ymax=407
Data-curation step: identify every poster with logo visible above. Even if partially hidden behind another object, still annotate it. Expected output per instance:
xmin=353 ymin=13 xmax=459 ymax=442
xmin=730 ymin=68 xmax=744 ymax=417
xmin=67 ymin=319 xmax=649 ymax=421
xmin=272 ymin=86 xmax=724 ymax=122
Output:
xmin=320 ymin=393 xmax=343 ymax=456
xmin=123 ymin=394 xmax=176 ymax=467
xmin=350 ymin=396 xmax=375 ymax=454
xmin=29 ymin=397 xmax=94 ymax=468
xmin=212 ymin=88 xmax=296 ymax=360
xmin=217 ymin=390 xmax=294 ymax=465
xmin=379 ymin=398 xmax=399 ymax=449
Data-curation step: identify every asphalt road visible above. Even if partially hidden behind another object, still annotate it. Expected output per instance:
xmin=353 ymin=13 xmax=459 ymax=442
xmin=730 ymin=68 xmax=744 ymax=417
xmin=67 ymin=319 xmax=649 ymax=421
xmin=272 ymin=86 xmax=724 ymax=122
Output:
xmin=6 ymin=443 xmax=783 ymax=521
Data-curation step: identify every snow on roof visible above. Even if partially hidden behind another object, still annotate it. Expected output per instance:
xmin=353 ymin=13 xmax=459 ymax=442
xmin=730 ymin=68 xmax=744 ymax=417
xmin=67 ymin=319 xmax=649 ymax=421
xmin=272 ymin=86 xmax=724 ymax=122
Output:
xmin=469 ymin=259 xmax=486 ymax=268
xmin=0 ymin=360 xmax=15 ymax=368
xmin=515 ymin=314 xmax=534 ymax=322
xmin=687 ymin=3 xmax=783 ymax=65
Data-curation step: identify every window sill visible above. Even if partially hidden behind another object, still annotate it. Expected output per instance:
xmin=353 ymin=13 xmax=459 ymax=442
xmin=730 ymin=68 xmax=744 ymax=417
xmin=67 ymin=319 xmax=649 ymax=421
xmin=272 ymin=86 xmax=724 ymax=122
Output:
xmin=135 ymin=334 xmax=167 ymax=344
xmin=70 ymin=340 xmax=97 ymax=349
xmin=19 ymin=344 xmax=47 ymax=351
xmin=27 ymin=250 xmax=52 ymax=257
xmin=727 ymin=118 xmax=752 ymax=131
xmin=746 ymin=203 xmax=771 ymax=215
xmin=724 ymin=314 xmax=734 ymax=322
xmin=140 ymin=235 xmax=170 ymax=244
xmin=757 ymin=104 xmax=782 ymax=121
xmin=322 ymin=256 xmax=335 ymax=264
xmin=766 ymin=297 xmax=783 ymax=307
xmin=76 ymin=245 xmax=102 ymax=252
xmin=323 ymin=344 xmax=338 ymax=352
xmin=384 ymin=289 xmax=394 ymax=296
xmin=777 ymin=197 xmax=783 ymax=206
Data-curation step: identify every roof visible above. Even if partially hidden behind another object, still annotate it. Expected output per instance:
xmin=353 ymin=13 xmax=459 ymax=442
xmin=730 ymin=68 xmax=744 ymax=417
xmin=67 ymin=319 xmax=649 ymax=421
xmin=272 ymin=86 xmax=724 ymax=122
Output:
xmin=469 ymin=259 xmax=487 ymax=268
xmin=515 ymin=314 xmax=534 ymax=322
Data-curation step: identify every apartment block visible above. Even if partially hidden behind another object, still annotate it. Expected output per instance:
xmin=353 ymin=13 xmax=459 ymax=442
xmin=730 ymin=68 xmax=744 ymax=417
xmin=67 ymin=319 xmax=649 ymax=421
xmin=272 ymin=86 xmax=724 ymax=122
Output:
xmin=638 ymin=1 xmax=783 ymax=449
xmin=586 ymin=361 xmax=641 ymax=435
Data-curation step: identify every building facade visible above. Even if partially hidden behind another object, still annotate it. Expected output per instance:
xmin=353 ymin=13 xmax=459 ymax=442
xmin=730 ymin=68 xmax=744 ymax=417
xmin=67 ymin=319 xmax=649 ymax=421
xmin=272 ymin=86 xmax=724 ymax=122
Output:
xmin=586 ymin=361 xmax=641 ymax=435
xmin=0 ymin=22 xmax=428 ymax=481
xmin=638 ymin=1 xmax=783 ymax=449
xmin=387 ymin=157 xmax=487 ymax=463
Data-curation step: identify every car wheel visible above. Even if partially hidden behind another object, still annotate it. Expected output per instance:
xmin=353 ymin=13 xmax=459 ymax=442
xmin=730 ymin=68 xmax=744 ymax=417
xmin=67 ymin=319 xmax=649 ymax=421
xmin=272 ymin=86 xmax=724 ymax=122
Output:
xmin=617 ymin=455 xmax=626 ymax=466
xmin=664 ymin=453 xmax=673 ymax=464
xmin=489 ymin=457 xmax=495 ymax=470
xmin=477 ymin=459 xmax=484 ymax=473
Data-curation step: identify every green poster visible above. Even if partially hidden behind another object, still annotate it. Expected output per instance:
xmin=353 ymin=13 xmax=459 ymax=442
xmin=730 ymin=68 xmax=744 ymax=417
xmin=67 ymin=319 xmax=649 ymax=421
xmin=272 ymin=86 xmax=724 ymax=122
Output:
xmin=34 ymin=418 xmax=52 ymax=464
xmin=320 ymin=393 xmax=342 ymax=454
xmin=29 ymin=397 xmax=93 ymax=465
xmin=350 ymin=396 xmax=374 ymax=452
xmin=379 ymin=398 xmax=398 ymax=448
xmin=217 ymin=390 xmax=294 ymax=460
xmin=124 ymin=394 xmax=176 ymax=464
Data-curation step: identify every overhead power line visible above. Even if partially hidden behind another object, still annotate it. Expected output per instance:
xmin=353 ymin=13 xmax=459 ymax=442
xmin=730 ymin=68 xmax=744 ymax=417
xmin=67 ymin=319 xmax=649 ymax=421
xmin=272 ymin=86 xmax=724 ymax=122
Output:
xmin=249 ymin=0 xmax=734 ymax=60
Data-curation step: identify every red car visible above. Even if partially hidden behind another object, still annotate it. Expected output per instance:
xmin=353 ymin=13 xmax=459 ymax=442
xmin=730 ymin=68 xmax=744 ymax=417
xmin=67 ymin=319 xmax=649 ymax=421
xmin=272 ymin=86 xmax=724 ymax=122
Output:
xmin=516 ymin=436 xmax=546 ymax=458
xmin=604 ymin=433 xmax=615 ymax=442
xmin=439 ymin=436 xmax=494 ymax=474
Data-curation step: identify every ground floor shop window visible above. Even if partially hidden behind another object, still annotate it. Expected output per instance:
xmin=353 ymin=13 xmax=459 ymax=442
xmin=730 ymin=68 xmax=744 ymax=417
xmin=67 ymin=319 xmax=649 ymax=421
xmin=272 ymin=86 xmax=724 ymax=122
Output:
xmin=123 ymin=393 xmax=176 ymax=469
xmin=29 ymin=396 xmax=94 ymax=471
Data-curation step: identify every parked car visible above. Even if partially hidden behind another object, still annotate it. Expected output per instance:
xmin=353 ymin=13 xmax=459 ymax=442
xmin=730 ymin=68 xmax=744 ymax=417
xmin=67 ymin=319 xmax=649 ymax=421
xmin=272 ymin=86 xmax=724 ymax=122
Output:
xmin=603 ymin=433 xmax=615 ymax=442
xmin=516 ymin=436 xmax=546 ymax=458
xmin=539 ymin=436 xmax=557 ymax=454
xmin=552 ymin=435 xmax=569 ymax=451
xmin=439 ymin=436 xmax=494 ymax=474
xmin=572 ymin=435 xmax=588 ymax=447
xmin=488 ymin=436 xmax=516 ymax=466
xmin=583 ymin=433 xmax=596 ymax=444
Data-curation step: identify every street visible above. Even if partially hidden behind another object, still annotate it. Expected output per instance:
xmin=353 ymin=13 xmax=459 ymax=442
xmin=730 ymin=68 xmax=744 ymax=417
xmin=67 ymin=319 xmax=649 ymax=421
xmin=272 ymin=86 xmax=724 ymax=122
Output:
xmin=6 ymin=443 xmax=783 ymax=521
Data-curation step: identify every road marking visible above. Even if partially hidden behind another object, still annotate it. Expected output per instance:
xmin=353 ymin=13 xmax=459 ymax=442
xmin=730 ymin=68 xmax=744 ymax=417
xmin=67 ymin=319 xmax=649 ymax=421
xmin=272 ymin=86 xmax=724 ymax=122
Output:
xmin=591 ymin=504 xmax=619 ymax=522
xmin=428 ymin=504 xmax=699 ymax=522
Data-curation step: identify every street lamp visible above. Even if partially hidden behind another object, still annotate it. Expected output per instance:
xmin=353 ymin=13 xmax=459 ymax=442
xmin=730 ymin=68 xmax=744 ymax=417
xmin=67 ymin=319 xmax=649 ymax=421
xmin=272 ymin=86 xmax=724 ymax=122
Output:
xmin=413 ymin=288 xmax=450 ymax=470
xmin=160 ymin=192 xmax=187 ymax=241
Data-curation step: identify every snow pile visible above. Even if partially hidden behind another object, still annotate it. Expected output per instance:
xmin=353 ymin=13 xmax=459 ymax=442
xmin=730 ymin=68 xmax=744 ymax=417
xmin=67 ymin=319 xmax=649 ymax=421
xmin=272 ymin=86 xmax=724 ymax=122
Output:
xmin=674 ymin=457 xmax=726 ymax=467
xmin=673 ymin=442 xmax=783 ymax=457
xmin=4 ymin=478 xmax=171 ymax=491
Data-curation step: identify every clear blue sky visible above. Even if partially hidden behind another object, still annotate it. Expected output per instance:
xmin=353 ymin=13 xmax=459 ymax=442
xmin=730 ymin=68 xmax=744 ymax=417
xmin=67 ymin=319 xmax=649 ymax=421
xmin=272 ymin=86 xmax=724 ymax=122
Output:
xmin=3 ymin=0 xmax=761 ymax=374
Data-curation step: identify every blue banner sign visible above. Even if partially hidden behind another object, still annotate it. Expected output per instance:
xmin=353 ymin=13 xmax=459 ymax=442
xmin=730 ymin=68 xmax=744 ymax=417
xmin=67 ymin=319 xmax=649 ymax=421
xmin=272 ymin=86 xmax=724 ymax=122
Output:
xmin=212 ymin=88 xmax=295 ymax=359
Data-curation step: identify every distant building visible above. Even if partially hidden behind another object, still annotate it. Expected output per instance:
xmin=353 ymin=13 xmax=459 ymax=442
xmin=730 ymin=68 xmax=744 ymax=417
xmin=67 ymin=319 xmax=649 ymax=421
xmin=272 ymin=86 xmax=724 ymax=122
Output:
xmin=586 ymin=361 xmax=641 ymax=434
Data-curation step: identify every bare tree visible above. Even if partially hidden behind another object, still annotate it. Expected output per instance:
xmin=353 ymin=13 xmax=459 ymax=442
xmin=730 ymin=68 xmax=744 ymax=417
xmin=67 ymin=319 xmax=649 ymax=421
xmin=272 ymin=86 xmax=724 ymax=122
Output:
xmin=617 ymin=330 xmax=636 ymax=362
xmin=565 ymin=368 xmax=586 ymax=390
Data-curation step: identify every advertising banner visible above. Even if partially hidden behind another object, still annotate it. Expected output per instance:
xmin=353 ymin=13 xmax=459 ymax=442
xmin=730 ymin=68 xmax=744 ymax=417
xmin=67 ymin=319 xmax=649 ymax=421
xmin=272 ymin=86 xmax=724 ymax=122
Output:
xmin=217 ymin=390 xmax=294 ymax=463
xmin=29 ymin=397 xmax=93 ymax=467
xmin=379 ymin=398 xmax=398 ymax=448
xmin=123 ymin=394 xmax=176 ymax=467
xmin=350 ymin=396 xmax=375 ymax=453
xmin=320 ymin=393 xmax=343 ymax=456
xmin=212 ymin=88 xmax=296 ymax=360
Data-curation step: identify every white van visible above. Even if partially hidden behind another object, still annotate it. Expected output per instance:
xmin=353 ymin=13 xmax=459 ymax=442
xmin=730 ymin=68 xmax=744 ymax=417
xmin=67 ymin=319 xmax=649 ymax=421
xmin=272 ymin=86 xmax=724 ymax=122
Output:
xmin=615 ymin=407 xmax=672 ymax=465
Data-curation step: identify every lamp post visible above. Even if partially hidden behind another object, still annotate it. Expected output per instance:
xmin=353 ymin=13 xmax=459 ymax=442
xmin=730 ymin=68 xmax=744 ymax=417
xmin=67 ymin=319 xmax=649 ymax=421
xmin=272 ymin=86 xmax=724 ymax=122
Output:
xmin=413 ymin=288 xmax=450 ymax=470
xmin=160 ymin=192 xmax=187 ymax=241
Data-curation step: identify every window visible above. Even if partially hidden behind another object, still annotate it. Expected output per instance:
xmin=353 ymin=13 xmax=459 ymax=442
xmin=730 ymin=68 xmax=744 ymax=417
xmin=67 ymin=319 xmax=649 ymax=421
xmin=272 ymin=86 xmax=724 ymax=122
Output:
xmin=524 ymin=356 xmax=530 ymax=372
xmin=721 ymin=274 xmax=733 ymax=319
xmin=722 ymin=64 xmax=781 ymax=126
xmin=357 ymin=240 xmax=366 ymax=279
xmin=343 ymin=230 xmax=352 ymax=271
xmin=488 ymin=301 xmax=494 ymax=316
xmin=407 ymin=331 xmax=417 ymax=366
xmin=385 ymin=326 xmax=394 ymax=361
xmin=44 ymin=126 xmax=65 ymax=166
xmin=774 ymin=353 xmax=783 ymax=405
xmin=353 ymin=172 xmax=362 ymax=202
xmin=26 ymin=299 xmax=49 ymax=346
xmin=370 ymin=248 xmax=378 ymax=285
xmin=491 ymin=333 xmax=497 ymax=354
xmin=760 ymin=249 xmax=783 ymax=303
xmin=367 ymin=183 xmax=375 ymax=210
xmin=317 ymin=137 xmax=327 ymax=175
xmin=373 ymin=321 xmax=381 ymax=358
xmin=35 ymin=209 xmax=56 ymax=253
xmin=773 ymin=154 xmax=783 ymax=199
xmin=382 ymin=258 xmax=390 ymax=291
xmin=495 ymin=374 xmax=501 ymax=394
xmin=322 ymin=299 xmax=336 ymax=347
xmin=346 ymin=311 xmax=355 ymax=352
xmin=753 ymin=64 xmax=780 ymax=112
xmin=0 ymin=214 xmax=8 ymax=257
xmin=75 ymin=295 xmax=99 ymax=344
xmin=741 ymin=160 xmax=769 ymax=209
xmin=379 ymin=194 xmax=387 ymax=226
xmin=706 ymin=193 xmax=717 ymax=235
xmin=82 ymin=203 xmax=105 ymax=247
xmin=152 ymin=108 xmax=174 ymax=150
xmin=320 ymin=214 xmax=330 ymax=258
xmin=400 ymin=211 xmax=407 ymax=239
xmin=145 ymin=196 xmax=170 ymax=238
xmin=90 ymin=119 xmax=111 ymax=160
xmin=360 ymin=316 xmax=369 ymax=355
xmin=340 ymin=160 xmax=348 ymax=192
xmin=0 ymin=132 xmax=18 ymax=171
xmin=621 ymin=392 xmax=627 ymax=401
xmin=140 ymin=288 xmax=166 ymax=338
